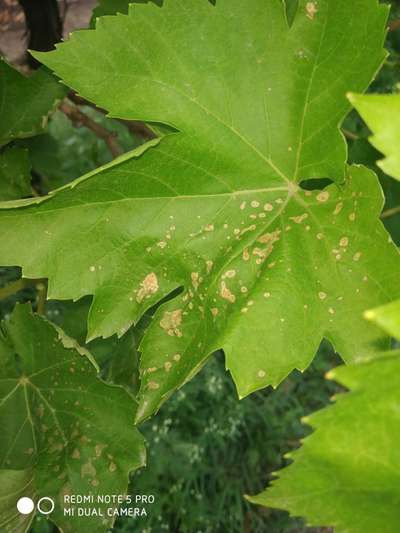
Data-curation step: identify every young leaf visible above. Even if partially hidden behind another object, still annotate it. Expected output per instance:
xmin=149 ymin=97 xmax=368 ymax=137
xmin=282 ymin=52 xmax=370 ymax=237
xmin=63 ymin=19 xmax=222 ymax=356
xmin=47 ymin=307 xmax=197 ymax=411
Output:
xmin=0 ymin=147 xmax=32 ymax=201
xmin=0 ymin=0 xmax=396 ymax=422
xmin=0 ymin=60 xmax=66 ymax=148
xmin=349 ymin=93 xmax=400 ymax=181
xmin=247 ymin=352 xmax=400 ymax=533
xmin=0 ymin=304 xmax=145 ymax=532
xmin=365 ymin=299 xmax=400 ymax=340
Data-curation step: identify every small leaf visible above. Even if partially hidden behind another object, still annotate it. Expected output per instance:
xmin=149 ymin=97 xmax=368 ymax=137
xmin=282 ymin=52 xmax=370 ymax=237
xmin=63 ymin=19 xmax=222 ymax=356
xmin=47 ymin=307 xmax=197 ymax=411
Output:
xmin=348 ymin=93 xmax=400 ymax=181
xmin=0 ymin=304 xmax=145 ymax=532
xmin=0 ymin=59 xmax=66 ymax=148
xmin=0 ymin=147 xmax=32 ymax=201
xmin=248 ymin=352 xmax=400 ymax=533
xmin=365 ymin=299 xmax=400 ymax=341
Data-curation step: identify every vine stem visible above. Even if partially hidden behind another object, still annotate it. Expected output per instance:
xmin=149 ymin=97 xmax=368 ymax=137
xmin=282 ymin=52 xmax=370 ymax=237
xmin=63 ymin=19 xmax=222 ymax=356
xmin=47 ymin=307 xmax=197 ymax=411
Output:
xmin=35 ymin=282 xmax=47 ymax=315
xmin=67 ymin=91 xmax=157 ymax=141
xmin=0 ymin=278 xmax=45 ymax=301
xmin=389 ymin=19 xmax=400 ymax=32
xmin=341 ymin=128 xmax=359 ymax=140
xmin=381 ymin=206 xmax=400 ymax=220
xmin=381 ymin=206 xmax=400 ymax=219
xmin=60 ymin=100 xmax=124 ymax=158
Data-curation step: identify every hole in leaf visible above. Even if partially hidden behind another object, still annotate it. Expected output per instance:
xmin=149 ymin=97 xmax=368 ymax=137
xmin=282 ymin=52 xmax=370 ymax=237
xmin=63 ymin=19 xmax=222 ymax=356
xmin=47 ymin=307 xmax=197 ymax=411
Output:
xmin=300 ymin=178 xmax=333 ymax=191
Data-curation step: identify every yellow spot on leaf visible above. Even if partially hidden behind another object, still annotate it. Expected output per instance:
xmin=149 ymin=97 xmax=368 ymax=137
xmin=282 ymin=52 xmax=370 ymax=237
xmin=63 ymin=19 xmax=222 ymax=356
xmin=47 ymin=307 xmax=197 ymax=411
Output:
xmin=317 ymin=191 xmax=329 ymax=203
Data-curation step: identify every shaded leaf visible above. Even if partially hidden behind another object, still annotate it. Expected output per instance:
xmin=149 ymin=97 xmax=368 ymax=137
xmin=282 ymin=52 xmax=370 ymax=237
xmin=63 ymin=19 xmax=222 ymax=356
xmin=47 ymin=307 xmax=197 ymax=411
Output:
xmin=0 ymin=60 xmax=66 ymax=148
xmin=48 ymin=297 xmax=146 ymax=394
xmin=91 ymin=0 xmax=131 ymax=26
xmin=0 ymin=469 xmax=36 ymax=533
xmin=0 ymin=304 xmax=145 ymax=532
xmin=248 ymin=352 xmax=400 ymax=533
xmin=0 ymin=147 xmax=32 ymax=201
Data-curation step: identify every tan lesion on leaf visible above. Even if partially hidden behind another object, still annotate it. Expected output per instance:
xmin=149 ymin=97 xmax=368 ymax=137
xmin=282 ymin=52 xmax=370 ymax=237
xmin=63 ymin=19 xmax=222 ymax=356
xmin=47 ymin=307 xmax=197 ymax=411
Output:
xmin=289 ymin=214 xmax=308 ymax=224
xmin=72 ymin=448 xmax=81 ymax=459
xmin=220 ymin=281 xmax=236 ymax=303
xmin=95 ymin=443 xmax=107 ymax=457
xmin=136 ymin=272 xmax=159 ymax=303
xmin=306 ymin=2 xmax=318 ymax=20
xmin=81 ymin=459 xmax=96 ymax=479
xmin=191 ymin=272 xmax=200 ymax=289
xmin=160 ymin=309 xmax=183 ymax=337
xmin=317 ymin=191 xmax=329 ymax=203
xmin=258 ymin=230 xmax=281 ymax=244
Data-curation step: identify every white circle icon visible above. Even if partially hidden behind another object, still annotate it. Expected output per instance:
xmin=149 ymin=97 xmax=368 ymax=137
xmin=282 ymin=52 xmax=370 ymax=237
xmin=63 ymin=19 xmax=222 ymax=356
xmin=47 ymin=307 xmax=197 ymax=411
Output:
xmin=16 ymin=497 xmax=34 ymax=515
xmin=37 ymin=497 xmax=55 ymax=515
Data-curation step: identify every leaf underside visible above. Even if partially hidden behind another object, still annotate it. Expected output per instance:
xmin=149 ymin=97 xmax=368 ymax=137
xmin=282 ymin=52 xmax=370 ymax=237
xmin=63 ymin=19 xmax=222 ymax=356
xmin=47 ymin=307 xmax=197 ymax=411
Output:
xmin=0 ymin=305 xmax=145 ymax=532
xmin=0 ymin=0 xmax=398 ymax=422
xmin=0 ymin=147 xmax=32 ymax=201
xmin=248 ymin=352 xmax=400 ymax=533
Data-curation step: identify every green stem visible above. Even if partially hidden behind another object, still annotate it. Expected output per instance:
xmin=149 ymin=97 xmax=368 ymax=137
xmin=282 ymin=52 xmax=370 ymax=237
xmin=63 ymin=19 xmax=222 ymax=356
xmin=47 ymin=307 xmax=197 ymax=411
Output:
xmin=381 ymin=206 xmax=400 ymax=220
xmin=341 ymin=128 xmax=359 ymax=141
xmin=0 ymin=278 xmax=45 ymax=301
xmin=35 ymin=281 xmax=47 ymax=315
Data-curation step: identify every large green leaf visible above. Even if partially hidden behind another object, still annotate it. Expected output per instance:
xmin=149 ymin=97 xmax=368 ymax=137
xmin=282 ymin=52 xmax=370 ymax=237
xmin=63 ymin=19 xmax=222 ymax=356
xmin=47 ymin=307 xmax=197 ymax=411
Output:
xmin=0 ymin=304 xmax=145 ymax=532
xmin=0 ymin=60 xmax=66 ymax=148
xmin=0 ymin=147 xmax=32 ymax=201
xmin=349 ymin=93 xmax=400 ymax=181
xmin=248 ymin=352 xmax=400 ymax=532
xmin=0 ymin=0 xmax=397 ymax=422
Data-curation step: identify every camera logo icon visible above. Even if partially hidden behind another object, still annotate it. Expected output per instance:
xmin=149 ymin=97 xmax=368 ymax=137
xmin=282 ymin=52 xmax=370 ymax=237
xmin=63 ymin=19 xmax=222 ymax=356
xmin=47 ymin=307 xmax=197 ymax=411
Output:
xmin=17 ymin=496 xmax=55 ymax=515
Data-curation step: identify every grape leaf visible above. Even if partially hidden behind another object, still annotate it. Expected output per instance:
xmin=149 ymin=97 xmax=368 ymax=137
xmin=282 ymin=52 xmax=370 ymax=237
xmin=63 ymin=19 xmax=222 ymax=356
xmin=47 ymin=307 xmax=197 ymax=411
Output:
xmin=0 ymin=304 xmax=145 ymax=532
xmin=0 ymin=60 xmax=66 ymax=148
xmin=91 ymin=0 xmax=134 ymax=26
xmin=364 ymin=298 xmax=400 ymax=340
xmin=0 ymin=469 xmax=36 ymax=532
xmin=349 ymin=93 xmax=400 ymax=339
xmin=349 ymin=93 xmax=400 ymax=181
xmin=0 ymin=147 xmax=32 ymax=201
xmin=49 ymin=297 xmax=146 ymax=394
xmin=0 ymin=0 xmax=397 ymax=423
xmin=248 ymin=352 xmax=400 ymax=533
